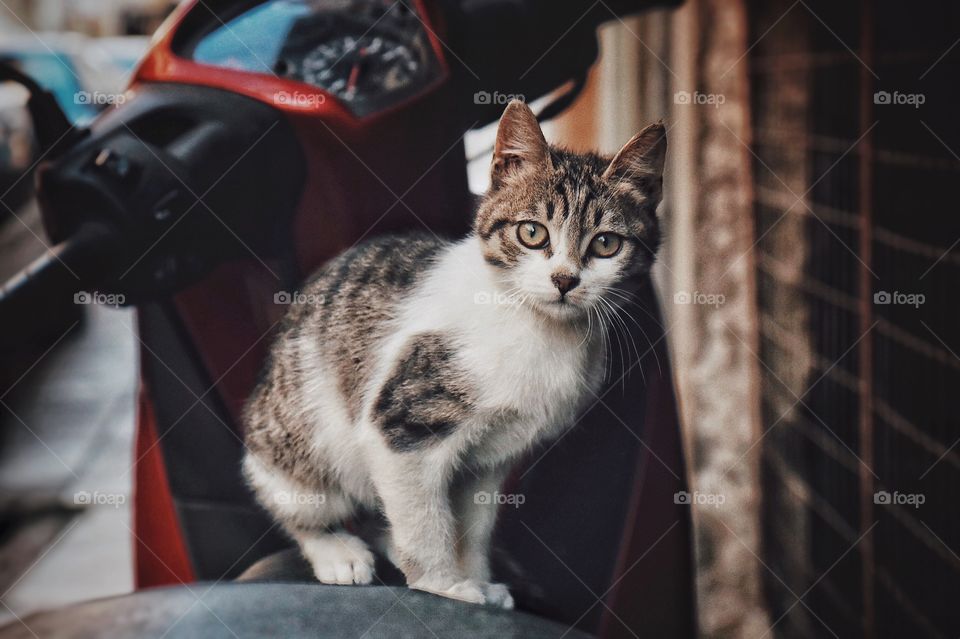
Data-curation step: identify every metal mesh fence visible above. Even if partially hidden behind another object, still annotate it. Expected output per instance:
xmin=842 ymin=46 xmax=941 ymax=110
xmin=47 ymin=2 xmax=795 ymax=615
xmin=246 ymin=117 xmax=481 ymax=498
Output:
xmin=748 ymin=0 xmax=960 ymax=636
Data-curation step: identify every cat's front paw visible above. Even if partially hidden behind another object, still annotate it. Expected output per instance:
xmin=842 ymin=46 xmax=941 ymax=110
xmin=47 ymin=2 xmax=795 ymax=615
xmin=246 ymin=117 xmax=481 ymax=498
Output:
xmin=410 ymin=576 xmax=486 ymax=605
xmin=481 ymin=582 xmax=514 ymax=610
xmin=410 ymin=577 xmax=513 ymax=608
xmin=302 ymin=532 xmax=375 ymax=585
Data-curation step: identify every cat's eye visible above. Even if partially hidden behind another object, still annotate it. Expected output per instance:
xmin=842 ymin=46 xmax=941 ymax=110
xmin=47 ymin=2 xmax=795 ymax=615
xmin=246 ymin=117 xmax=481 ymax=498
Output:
xmin=517 ymin=222 xmax=550 ymax=249
xmin=589 ymin=233 xmax=623 ymax=258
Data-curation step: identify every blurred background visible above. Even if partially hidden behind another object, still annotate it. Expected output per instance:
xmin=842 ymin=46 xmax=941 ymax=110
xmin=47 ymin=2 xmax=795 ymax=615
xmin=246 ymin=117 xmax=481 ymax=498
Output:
xmin=0 ymin=0 xmax=167 ymax=624
xmin=0 ymin=0 xmax=958 ymax=637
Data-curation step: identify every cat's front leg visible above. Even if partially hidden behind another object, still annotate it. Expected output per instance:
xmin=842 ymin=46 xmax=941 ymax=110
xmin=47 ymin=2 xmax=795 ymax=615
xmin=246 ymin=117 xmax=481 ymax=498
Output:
xmin=452 ymin=465 xmax=514 ymax=609
xmin=368 ymin=447 xmax=487 ymax=604
xmin=368 ymin=331 xmax=504 ymax=604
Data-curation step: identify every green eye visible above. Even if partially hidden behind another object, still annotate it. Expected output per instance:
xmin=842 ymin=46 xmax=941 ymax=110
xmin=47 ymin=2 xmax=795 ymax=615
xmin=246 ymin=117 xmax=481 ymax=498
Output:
xmin=517 ymin=222 xmax=550 ymax=249
xmin=589 ymin=233 xmax=623 ymax=258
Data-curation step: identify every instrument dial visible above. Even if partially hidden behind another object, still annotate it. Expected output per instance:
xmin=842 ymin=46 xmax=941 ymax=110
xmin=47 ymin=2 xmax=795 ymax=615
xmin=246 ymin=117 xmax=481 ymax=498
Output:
xmin=300 ymin=33 xmax=422 ymax=102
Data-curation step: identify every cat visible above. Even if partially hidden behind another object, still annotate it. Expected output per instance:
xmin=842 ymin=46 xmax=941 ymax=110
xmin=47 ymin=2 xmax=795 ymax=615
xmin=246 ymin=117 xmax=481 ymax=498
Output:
xmin=242 ymin=100 xmax=666 ymax=609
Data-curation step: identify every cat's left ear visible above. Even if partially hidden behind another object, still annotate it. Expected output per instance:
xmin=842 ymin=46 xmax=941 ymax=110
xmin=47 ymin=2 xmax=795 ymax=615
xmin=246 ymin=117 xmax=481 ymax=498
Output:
xmin=603 ymin=122 xmax=667 ymax=197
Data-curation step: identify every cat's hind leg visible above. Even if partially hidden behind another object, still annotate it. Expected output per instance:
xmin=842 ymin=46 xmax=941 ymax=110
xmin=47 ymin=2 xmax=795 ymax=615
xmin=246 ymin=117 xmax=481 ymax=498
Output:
xmin=243 ymin=453 xmax=375 ymax=585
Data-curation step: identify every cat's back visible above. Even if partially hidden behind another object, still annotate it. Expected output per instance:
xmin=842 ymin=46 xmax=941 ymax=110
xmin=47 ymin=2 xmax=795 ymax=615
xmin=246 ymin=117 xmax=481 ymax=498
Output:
xmin=292 ymin=233 xmax=449 ymax=413
xmin=304 ymin=232 xmax=445 ymax=304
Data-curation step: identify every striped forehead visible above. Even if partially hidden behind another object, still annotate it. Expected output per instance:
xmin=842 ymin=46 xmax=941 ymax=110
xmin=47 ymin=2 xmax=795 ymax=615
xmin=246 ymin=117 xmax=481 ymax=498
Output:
xmin=474 ymin=146 xmax=658 ymax=270
xmin=538 ymin=170 xmax=617 ymax=258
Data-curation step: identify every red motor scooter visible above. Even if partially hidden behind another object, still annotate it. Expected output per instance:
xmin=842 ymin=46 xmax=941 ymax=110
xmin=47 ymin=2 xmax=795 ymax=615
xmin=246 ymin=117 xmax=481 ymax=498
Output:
xmin=0 ymin=1 xmax=693 ymax=636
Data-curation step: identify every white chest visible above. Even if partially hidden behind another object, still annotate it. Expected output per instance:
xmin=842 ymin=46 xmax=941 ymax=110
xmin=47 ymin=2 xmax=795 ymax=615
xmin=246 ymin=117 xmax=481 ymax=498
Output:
xmin=385 ymin=238 xmax=605 ymax=458
xmin=460 ymin=312 xmax=593 ymax=417
xmin=437 ymin=311 xmax=593 ymax=465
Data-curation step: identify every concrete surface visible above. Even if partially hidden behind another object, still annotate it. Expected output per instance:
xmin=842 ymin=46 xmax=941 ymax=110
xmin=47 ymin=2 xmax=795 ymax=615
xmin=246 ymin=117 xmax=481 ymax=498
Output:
xmin=0 ymin=303 xmax=137 ymax=627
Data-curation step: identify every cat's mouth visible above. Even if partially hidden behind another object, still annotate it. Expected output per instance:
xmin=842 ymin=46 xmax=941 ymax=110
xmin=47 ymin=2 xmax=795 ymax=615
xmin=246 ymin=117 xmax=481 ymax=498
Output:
xmin=534 ymin=294 xmax=587 ymax=319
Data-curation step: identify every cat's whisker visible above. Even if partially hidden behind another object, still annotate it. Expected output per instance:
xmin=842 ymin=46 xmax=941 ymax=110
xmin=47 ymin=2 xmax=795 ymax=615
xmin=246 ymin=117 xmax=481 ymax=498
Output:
xmin=598 ymin=286 xmax=665 ymax=331
xmin=496 ymin=286 xmax=524 ymax=307
xmin=594 ymin=306 xmax=612 ymax=383
xmin=599 ymin=297 xmax=634 ymax=391
xmin=598 ymin=301 xmax=624 ymax=389
xmin=610 ymin=298 xmax=648 ymax=385
xmin=602 ymin=295 xmax=662 ymax=380
xmin=578 ymin=304 xmax=594 ymax=348
xmin=596 ymin=287 xmax=660 ymax=376
xmin=598 ymin=284 xmax=640 ymax=300
xmin=601 ymin=289 xmax=643 ymax=308
xmin=596 ymin=302 xmax=620 ymax=386
xmin=601 ymin=296 xmax=640 ymax=359
xmin=601 ymin=296 xmax=646 ymax=389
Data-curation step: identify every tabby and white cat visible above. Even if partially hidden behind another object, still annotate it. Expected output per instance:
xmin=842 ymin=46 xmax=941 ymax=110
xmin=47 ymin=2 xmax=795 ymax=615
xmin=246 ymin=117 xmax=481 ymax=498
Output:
xmin=242 ymin=100 xmax=666 ymax=609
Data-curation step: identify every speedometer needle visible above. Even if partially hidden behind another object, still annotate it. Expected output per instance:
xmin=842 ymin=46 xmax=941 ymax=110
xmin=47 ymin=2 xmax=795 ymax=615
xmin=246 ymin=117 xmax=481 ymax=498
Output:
xmin=346 ymin=48 xmax=367 ymax=96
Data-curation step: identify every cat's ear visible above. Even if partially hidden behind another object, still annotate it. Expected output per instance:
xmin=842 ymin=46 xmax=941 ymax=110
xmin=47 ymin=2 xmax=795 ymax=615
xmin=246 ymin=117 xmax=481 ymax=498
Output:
xmin=603 ymin=122 xmax=667 ymax=190
xmin=491 ymin=100 xmax=552 ymax=189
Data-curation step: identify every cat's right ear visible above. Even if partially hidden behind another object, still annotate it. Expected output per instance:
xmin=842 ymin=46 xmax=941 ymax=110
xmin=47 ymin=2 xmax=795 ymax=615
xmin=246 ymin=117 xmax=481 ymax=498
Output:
xmin=603 ymin=122 xmax=667 ymax=191
xmin=491 ymin=100 xmax=552 ymax=190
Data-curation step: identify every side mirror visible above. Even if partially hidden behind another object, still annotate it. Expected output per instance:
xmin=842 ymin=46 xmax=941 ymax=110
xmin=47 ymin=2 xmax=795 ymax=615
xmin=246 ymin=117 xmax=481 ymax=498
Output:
xmin=0 ymin=59 xmax=80 ymax=156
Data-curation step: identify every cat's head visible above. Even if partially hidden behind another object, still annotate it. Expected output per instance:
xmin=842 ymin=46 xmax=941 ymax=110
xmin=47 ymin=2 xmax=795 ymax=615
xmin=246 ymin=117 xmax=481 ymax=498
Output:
xmin=474 ymin=100 xmax=666 ymax=321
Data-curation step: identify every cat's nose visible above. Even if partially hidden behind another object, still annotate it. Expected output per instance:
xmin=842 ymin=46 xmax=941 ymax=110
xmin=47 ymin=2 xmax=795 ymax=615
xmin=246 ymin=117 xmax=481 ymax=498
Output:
xmin=551 ymin=273 xmax=580 ymax=296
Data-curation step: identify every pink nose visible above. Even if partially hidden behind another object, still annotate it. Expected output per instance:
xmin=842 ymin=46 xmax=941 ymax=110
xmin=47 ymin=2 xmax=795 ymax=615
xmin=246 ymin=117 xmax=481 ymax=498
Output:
xmin=551 ymin=273 xmax=580 ymax=296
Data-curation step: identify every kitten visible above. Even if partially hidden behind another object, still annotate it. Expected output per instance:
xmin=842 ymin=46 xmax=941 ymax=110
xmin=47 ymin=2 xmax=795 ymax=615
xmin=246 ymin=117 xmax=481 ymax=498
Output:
xmin=242 ymin=100 xmax=666 ymax=609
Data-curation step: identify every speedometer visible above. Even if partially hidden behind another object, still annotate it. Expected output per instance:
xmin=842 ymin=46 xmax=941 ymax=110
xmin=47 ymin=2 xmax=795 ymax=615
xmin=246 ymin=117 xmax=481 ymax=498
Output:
xmin=187 ymin=0 xmax=443 ymax=118
xmin=300 ymin=33 xmax=422 ymax=102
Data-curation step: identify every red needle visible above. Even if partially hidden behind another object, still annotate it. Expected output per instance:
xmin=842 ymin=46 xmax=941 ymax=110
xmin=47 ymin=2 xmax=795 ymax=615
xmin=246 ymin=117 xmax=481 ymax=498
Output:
xmin=346 ymin=48 xmax=366 ymax=93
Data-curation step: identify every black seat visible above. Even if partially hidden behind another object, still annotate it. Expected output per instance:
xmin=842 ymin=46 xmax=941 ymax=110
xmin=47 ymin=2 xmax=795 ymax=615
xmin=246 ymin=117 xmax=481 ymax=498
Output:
xmin=0 ymin=583 xmax=594 ymax=639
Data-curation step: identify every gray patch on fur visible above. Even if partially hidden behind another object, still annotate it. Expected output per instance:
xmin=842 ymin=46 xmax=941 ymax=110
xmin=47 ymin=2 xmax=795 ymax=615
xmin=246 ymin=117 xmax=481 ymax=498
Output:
xmin=372 ymin=332 xmax=473 ymax=452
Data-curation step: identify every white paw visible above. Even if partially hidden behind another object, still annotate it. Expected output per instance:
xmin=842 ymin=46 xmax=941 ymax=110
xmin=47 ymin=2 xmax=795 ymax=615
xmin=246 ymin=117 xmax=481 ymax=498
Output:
xmin=447 ymin=579 xmax=488 ymax=605
xmin=482 ymin=582 xmax=514 ymax=610
xmin=302 ymin=532 xmax=375 ymax=585
xmin=411 ymin=576 xmax=486 ymax=605
xmin=410 ymin=577 xmax=513 ymax=608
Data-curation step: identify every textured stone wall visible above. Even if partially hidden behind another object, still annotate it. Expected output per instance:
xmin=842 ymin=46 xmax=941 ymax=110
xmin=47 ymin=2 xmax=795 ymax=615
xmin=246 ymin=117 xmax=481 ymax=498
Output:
xmin=662 ymin=1 xmax=772 ymax=636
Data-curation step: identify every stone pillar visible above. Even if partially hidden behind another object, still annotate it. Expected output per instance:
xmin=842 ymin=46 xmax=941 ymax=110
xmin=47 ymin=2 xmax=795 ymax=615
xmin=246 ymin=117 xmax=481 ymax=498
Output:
xmin=663 ymin=1 xmax=771 ymax=636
